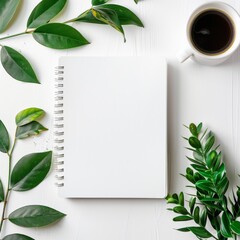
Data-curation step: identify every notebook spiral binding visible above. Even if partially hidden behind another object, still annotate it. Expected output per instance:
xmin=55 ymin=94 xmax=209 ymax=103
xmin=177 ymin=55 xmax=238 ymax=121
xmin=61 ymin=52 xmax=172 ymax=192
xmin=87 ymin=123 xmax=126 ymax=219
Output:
xmin=54 ymin=66 xmax=65 ymax=187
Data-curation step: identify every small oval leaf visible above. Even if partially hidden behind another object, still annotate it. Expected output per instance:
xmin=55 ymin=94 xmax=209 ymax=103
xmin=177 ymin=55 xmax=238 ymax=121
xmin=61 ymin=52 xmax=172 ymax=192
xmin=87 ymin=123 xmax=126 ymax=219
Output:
xmin=16 ymin=121 xmax=48 ymax=139
xmin=33 ymin=23 xmax=90 ymax=49
xmin=204 ymin=135 xmax=215 ymax=153
xmin=189 ymin=123 xmax=198 ymax=137
xmin=91 ymin=7 xmax=125 ymax=41
xmin=179 ymin=192 xmax=184 ymax=206
xmin=0 ymin=178 xmax=4 ymax=202
xmin=220 ymin=212 xmax=233 ymax=238
xmin=231 ymin=221 xmax=240 ymax=235
xmin=77 ymin=4 xmax=144 ymax=27
xmin=11 ymin=151 xmax=52 ymax=191
xmin=187 ymin=227 xmax=212 ymax=238
xmin=3 ymin=234 xmax=34 ymax=240
xmin=173 ymin=216 xmax=192 ymax=221
xmin=16 ymin=108 xmax=45 ymax=127
xmin=27 ymin=0 xmax=67 ymax=28
xmin=193 ymin=206 xmax=200 ymax=224
xmin=0 ymin=0 xmax=21 ymax=33
xmin=9 ymin=205 xmax=66 ymax=227
xmin=1 ymin=46 xmax=39 ymax=84
xmin=189 ymin=137 xmax=201 ymax=149
xmin=173 ymin=206 xmax=188 ymax=215
xmin=92 ymin=0 xmax=109 ymax=6
xmin=0 ymin=120 xmax=10 ymax=153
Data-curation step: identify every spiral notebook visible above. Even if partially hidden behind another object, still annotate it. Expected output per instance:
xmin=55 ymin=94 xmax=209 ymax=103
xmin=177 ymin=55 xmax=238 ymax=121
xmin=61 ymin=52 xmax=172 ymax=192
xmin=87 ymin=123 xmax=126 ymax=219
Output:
xmin=54 ymin=56 xmax=167 ymax=198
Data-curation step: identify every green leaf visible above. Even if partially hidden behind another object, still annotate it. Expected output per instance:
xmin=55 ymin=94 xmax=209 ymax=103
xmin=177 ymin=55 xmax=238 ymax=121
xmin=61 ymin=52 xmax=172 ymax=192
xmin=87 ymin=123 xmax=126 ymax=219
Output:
xmin=197 ymin=123 xmax=203 ymax=133
xmin=200 ymin=208 xmax=207 ymax=227
xmin=220 ymin=212 xmax=233 ymax=238
xmin=194 ymin=206 xmax=200 ymax=224
xmin=204 ymin=135 xmax=215 ymax=153
xmin=1 ymin=46 xmax=39 ymax=84
xmin=189 ymin=137 xmax=201 ymax=149
xmin=11 ymin=151 xmax=52 ymax=191
xmin=187 ymin=227 xmax=212 ymax=238
xmin=231 ymin=221 xmax=240 ymax=235
xmin=77 ymin=5 xmax=143 ymax=27
xmin=91 ymin=7 xmax=126 ymax=42
xmin=0 ymin=120 xmax=10 ymax=153
xmin=189 ymin=123 xmax=198 ymax=137
xmin=16 ymin=121 xmax=48 ymax=139
xmin=3 ymin=234 xmax=34 ymax=240
xmin=0 ymin=0 xmax=21 ymax=33
xmin=92 ymin=0 xmax=109 ymax=5
xmin=33 ymin=23 xmax=89 ymax=49
xmin=179 ymin=192 xmax=184 ymax=206
xmin=196 ymin=180 xmax=216 ymax=193
xmin=16 ymin=108 xmax=45 ymax=126
xmin=134 ymin=0 xmax=139 ymax=3
xmin=27 ymin=0 xmax=67 ymax=28
xmin=173 ymin=206 xmax=188 ymax=215
xmin=166 ymin=197 xmax=178 ymax=204
xmin=0 ymin=178 xmax=4 ymax=202
xmin=206 ymin=150 xmax=217 ymax=168
xmin=173 ymin=216 xmax=192 ymax=221
xmin=177 ymin=227 xmax=190 ymax=232
xmin=9 ymin=205 xmax=66 ymax=227
xmin=189 ymin=197 xmax=196 ymax=214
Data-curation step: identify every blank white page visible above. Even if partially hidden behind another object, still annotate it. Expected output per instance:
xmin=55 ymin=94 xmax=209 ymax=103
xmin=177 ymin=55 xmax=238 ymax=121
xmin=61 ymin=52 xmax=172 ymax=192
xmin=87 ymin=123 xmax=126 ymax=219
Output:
xmin=57 ymin=56 xmax=167 ymax=198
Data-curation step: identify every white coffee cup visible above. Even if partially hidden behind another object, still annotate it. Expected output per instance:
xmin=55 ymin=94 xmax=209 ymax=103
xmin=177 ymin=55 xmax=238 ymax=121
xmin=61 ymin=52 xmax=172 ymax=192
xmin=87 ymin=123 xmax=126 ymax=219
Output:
xmin=178 ymin=2 xmax=240 ymax=65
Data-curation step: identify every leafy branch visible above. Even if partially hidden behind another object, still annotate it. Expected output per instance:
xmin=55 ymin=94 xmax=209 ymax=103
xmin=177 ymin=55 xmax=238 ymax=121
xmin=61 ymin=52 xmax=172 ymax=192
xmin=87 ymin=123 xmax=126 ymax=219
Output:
xmin=0 ymin=0 xmax=144 ymax=84
xmin=0 ymin=108 xmax=65 ymax=240
xmin=166 ymin=123 xmax=240 ymax=240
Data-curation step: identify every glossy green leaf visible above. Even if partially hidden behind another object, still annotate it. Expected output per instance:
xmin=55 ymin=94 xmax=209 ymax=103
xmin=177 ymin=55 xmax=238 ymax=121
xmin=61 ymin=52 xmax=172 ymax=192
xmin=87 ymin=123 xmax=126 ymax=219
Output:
xmin=1 ymin=46 xmax=39 ymax=84
xmin=77 ymin=5 xmax=143 ymax=27
xmin=200 ymin=208 xmax=207 ymax=227
xmin=220 ymin=212 xmax=232 ymax=238
xmin=189 ymin=198 xmax=196 ymax=214
xmin=3 ymin=234 xmax=34 ymax=240
xmin=197 ymin=122 xmax=203 ymax=133
xmin=91 ymin=7 xmax=126 ymax=42
xmin=193 ymin=206 xmax=200 ymax=224
xmin=206 ymin=150 xmax=217 ymax=168
xmin=0 ymin=120 xmax=10 ymax=153
xmin=9 ymin=205 xmax=66 ymax=227
xmin=0 ymin=0 xmax=21 ymax=33
xmin=189 ymin=137 xmax=201 ymax=149
xmin=187 ymin=227 xmax=212 ymax=238
xmin=196 ymin=180 xmax=215 ymax=193
xmin=173 ymin=206 xmax=188 ymax=215
xmin=134 ymin=0 xmax=139 ymax=3
xmin=231 ymin=221 xmax=240 ymax=235
xmin=204 ymin=135 xmax=215 ymax=153
xmin=173 ymin=216 xmax=192 ymax=221
xmin=179 ymin=192 xmax=184 ymax=206
xmin=33 ymin=23 xmax=89 ymax=49
xmin=16 ymin=108 xmax=44 ymax=126
xmin=16 ymin=121 xmax=48 ymax=139
xmin=27 ymin=0 xmax=67 ymax=28
xmin=92 ymin=0 xmax=109 ymax=5
xmin=0 ymin=178 xmax=4 ymax=202
xmin=11 ymin=151 xmax=52 ymax=191
xmin=189 ymin=123 xmax=198 ymax=137
xmin=166 ymin=197 xmax=178 ymax=204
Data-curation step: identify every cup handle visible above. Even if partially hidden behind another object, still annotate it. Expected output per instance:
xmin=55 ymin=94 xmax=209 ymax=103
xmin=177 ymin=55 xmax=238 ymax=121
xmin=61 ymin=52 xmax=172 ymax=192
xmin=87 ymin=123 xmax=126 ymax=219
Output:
xmin=177 ymin=48 xmax=193 ymax=63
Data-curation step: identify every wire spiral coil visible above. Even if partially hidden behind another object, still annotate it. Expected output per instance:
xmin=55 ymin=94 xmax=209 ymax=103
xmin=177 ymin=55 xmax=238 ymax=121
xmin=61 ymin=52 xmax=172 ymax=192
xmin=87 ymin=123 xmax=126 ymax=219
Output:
xmin=54 ymin=66 xmax=65 ymax=187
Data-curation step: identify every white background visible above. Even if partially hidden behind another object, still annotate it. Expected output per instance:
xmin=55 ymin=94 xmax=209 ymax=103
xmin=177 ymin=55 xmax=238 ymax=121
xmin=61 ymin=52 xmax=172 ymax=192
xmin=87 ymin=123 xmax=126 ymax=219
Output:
xmin=0 ymin=0 xmax=240 ymax=239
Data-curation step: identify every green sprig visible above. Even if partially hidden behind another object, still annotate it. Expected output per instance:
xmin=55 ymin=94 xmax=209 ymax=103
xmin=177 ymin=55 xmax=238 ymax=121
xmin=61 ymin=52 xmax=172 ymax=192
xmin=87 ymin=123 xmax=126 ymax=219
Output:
xmin=166 ymin=123 xmax=240 ymax=240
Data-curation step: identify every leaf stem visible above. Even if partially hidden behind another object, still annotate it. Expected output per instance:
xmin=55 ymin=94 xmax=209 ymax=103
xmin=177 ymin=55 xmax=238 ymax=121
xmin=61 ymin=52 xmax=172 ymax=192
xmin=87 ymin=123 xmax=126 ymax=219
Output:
xmin=0 ymin=134 xmax=17 ymax=233
xmin=0 ymin=31 xmax=27 ymax=41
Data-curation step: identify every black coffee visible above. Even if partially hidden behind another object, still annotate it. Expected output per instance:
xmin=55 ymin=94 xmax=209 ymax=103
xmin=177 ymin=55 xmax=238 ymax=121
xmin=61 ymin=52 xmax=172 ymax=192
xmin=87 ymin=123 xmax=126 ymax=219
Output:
xmin=191 ymin=10 xmax=234 ymax=55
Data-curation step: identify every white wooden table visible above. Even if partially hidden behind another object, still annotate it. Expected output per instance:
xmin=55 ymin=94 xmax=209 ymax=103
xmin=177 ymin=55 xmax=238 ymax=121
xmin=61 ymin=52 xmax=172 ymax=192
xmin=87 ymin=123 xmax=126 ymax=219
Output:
xmin=0 ymin=0 xmax=240 ymax=239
